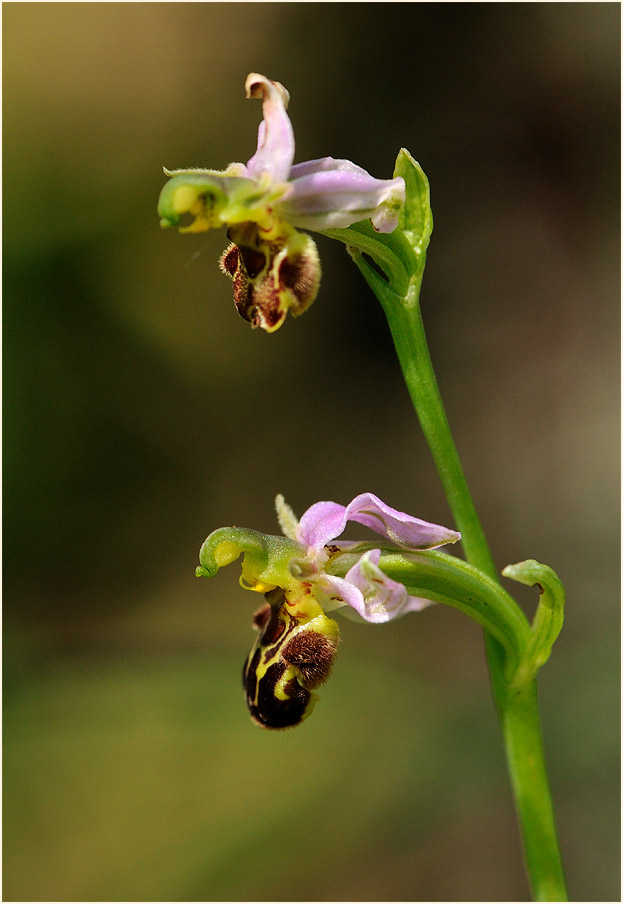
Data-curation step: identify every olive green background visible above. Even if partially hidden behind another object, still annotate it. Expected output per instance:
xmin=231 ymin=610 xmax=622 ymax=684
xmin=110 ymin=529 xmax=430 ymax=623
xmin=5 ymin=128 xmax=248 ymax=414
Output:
xmin=3 ymin=3 xmax=620 ymax=901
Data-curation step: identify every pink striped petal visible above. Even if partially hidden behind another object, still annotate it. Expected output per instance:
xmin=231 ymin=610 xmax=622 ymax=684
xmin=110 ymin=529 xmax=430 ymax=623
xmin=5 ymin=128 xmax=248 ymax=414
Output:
xmin=345 ymin=493 xmax=460 ymax=549
xmin=297 ymin=493 xmax=459 ymax=554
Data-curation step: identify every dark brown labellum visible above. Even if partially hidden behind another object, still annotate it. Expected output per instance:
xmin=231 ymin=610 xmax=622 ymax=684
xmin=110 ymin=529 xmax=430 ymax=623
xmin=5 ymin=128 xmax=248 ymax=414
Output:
xmin=242 ymin=591 xmax=339 ymax=729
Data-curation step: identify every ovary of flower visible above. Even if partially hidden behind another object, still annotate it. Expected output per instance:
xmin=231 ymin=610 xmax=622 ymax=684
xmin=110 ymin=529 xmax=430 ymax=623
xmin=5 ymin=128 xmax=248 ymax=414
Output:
xmin=158 ymin=73 xmax=405 ymax=332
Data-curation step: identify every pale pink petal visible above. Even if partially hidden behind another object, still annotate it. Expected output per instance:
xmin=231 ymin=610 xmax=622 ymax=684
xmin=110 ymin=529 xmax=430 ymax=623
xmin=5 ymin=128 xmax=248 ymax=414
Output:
xmin=288 ymin=157 xmax=371 ymax=180
xmin=310 ymin=573 xmax=367 ymax=615
xmin=245 ymin=73 xmax=294 ymax=183
xmin=278 ymin=169 xmax=405 ymax=232
xmin=296 ymin=500 xmax=348 ymax=553
xmin=345 ymin=493 xmax=460 ymax=549
xmin=297 ymin=493 xmax=459 ymax=554
xmin=344 ymin=549 xmax=436 ymax=623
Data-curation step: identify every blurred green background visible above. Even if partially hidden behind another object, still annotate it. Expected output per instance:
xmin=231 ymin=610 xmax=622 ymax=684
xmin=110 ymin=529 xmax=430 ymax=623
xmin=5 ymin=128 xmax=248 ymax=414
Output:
xmin=3 ymin=3 xmax=620 ymax=901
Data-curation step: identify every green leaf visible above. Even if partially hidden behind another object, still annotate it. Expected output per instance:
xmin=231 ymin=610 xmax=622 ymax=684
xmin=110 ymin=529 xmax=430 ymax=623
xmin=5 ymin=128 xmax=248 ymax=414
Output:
xmin=393 ymin=148 xmax=433 ymax=270
xmin=502 ymin=559 xmax=565 ymax=687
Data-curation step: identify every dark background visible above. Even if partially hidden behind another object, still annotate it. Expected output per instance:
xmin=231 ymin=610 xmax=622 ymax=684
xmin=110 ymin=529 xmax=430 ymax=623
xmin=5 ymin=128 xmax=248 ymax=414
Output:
xmin=3 ymin=3 xmax=620 ymax=901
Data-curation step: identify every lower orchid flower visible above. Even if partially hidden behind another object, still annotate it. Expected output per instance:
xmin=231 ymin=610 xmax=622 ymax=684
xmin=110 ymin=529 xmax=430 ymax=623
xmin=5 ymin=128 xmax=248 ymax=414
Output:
xmin=158 ymin=73 xmax=405 ymax=332
xmin=197 ymin=493 xmax=460 ymax=729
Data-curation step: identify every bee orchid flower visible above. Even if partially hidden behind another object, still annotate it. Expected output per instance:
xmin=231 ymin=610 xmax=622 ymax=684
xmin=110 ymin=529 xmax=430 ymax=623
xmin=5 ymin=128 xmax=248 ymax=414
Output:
xmin=158 ymin=73 xmax=406 ymax=332
xmin=197 ymin=493 xmax=459 ymax=728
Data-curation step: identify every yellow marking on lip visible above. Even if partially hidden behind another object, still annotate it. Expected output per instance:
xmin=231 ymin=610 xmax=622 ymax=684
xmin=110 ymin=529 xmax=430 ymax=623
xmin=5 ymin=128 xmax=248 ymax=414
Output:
xmin=239 ymin=576 xmax=278 ymax=593
xmin=214 ymin=541 xmax=242 ymax=567
xmin=273 ymin=665 xmax=301 ymax=701
xmin=253 ymin=580 xmax=278 ymax=593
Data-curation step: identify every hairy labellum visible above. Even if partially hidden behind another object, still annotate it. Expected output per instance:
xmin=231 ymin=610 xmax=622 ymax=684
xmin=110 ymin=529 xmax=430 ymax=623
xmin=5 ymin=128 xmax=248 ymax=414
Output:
xmin=242 ymin=589 xmax=339 ymax=729
xmin=220 ymin=223 xmax=321 ymax=332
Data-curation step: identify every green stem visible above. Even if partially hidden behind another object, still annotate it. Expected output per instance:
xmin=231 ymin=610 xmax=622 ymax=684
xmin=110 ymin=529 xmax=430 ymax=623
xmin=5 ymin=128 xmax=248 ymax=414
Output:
xmin=354 ymin=258 xmax=566 ymax=900
xmin=502 ymin=681 xmax=567 ymax=901
xmin=383 ymin=295 xmax=496 ymax=577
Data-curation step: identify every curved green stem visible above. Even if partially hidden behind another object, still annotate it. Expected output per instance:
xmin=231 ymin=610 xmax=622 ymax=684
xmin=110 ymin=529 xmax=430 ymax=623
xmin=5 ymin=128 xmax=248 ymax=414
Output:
xmin=328 ymin=546 xmax=531 ymax=678
xmin=326 ymin=151 xmax=567 ymax=900
xmin=368 ymin=271 xmax=565 ymax=901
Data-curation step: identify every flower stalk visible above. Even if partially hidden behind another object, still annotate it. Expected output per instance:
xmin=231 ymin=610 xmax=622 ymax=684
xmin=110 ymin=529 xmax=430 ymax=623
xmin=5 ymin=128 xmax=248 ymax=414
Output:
xmin=326 ymin=150 xmax=567 ymax=901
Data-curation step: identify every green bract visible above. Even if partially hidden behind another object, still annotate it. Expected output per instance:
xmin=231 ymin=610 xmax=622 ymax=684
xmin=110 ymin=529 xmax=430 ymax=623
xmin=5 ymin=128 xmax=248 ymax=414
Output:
xmin=503 ymin=560 xmax=565 ymax=688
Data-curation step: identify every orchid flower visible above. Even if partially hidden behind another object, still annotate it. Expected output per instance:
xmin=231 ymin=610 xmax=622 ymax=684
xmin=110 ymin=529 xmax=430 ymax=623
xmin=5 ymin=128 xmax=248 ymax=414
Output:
xmin=197 ymin=492 xmax=459 ymax=729
xmin=158 ymin=73 xmax=406 ymax=332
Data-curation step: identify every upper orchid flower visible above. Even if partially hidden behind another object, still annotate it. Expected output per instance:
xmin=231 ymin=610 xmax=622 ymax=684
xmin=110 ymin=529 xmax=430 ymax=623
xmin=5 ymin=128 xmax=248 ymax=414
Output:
xmin=158 ymin=73 xmax=406 ymax=332
xmin=197 ymin=493 xmax=459 ymax=729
